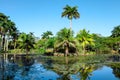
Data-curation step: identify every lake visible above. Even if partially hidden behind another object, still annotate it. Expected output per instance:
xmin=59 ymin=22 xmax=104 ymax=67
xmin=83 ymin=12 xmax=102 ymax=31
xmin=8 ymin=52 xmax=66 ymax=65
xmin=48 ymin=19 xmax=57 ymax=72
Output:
xmin=0 ymin=54 xmax=120 ymax=80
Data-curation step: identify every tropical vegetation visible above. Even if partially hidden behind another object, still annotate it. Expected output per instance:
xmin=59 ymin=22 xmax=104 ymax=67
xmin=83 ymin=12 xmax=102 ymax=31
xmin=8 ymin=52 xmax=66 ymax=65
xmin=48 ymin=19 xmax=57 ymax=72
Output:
xmin=0 ymin=5 xmax=120 ymax=56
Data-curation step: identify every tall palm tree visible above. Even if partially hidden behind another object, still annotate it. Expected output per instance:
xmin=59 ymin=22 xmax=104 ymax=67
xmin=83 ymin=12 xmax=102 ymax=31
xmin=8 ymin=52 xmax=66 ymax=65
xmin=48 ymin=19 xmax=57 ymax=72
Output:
xmin=0 ymin=13 xmax=8 ymax=51
xmin=54 ymin=28 xmax=76 ymax=56
xmin=61 ymin=5 xmax=80 ymax=29
xmin=76 ymin=29 xmax=94 ymax=54
xmin=18 ymin=32 xmax=35 ymax=54
xmin=9 ymin=23 xmax=20 ymax=49
xmin=0 ymin=13 xmax=17 ymax=51
xmin=4 ymin=20 xmax=17 ymax=51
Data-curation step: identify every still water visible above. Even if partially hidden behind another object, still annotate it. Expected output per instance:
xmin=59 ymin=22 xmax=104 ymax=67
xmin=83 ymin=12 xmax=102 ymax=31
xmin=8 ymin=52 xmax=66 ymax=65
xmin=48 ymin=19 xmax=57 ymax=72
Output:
xmin=0 ymin=54 xmax=120 ymax=80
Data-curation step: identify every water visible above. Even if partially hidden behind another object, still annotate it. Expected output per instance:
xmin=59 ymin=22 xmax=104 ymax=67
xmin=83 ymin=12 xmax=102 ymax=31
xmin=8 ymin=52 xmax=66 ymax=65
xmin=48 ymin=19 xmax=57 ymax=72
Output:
xmin=0 ymin=54 xmax=120 ymax=80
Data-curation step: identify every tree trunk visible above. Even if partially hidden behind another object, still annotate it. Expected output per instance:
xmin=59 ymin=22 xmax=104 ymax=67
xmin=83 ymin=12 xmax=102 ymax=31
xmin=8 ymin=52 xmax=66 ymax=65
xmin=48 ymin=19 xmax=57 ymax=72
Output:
xmin=26 ymin=47 xmax=29 ymax=55
xmin=65 ymin=57 xmax=68 ymax=64
xmin=26 ymin=49 xmax=28 ymax=55
xmin=0 ymin=35 xmax=2 ymax=50
xmin=6 ymin=39 xmax=8 ymax=51
xmin=65 ymin=46 xmax=69 ymax=56
xmin=3 ymin=36 xmax=6 ymax=51
xmin=70 ymin=19 xmax=72 ymax=30
xmin=14 ymin=40 xmax=16 ymax=49
xmin=83 ymin=47 xmax=86 ymax=55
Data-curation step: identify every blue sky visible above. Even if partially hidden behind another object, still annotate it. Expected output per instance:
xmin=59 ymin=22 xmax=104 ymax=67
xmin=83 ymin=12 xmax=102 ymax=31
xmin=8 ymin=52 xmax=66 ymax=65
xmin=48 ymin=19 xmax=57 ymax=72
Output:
xmin=0 ymin=0 xmax=120 ymax=37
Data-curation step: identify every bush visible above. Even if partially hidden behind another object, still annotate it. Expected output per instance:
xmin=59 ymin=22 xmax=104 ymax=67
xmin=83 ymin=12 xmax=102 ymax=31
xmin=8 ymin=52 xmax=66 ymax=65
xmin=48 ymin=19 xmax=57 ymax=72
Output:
xmin=44 ymin=48 xmax=53 ymax=56
xmin=9 ymin=49 xmax=24 ymax=54
xmin=101 ymin=47 xmax=111 ymax=54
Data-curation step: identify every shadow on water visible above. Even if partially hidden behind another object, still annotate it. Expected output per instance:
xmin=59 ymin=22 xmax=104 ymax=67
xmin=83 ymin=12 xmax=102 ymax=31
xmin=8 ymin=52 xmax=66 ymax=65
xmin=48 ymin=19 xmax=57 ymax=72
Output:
xmin=0 ymin=54 xmax=120 ymax=80
xmin=0 ymin=54 xmax=34 ymax=80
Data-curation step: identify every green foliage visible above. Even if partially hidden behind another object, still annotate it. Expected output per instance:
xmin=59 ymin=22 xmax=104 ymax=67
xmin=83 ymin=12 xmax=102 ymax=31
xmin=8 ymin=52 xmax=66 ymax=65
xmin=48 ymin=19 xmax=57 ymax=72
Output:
xmin=18 ymin=32 xmax=35 ymax=54
xmin=62 ymin=5 xmax=80 ymax=28
xmin=92 ymin=34 xmax=112 ymax=54
xmin=54 ymin=28 xmax=77 ymax=56
xmin=55 ymin=28 xmax=73 ymax=43
xmin=76 ymin=29 xmax=94 ymax=54
xmin=111 ymin=25 xmax=120 ymax=37
xmin=46 ymin=37 xmax=55 ymax=48
xmin=1 ymin=12 xmax=120 ymax=55
xmin=0 ymin=13 xmax=19 ymax=52
xmin=62 ymin=5 xmax=80 ymax=20
xmin=35 ymin=39 xmax=46 ymax=54
xmin=9 ymin=49 xmax=24 ymax=54
xmin=39 ymin=48 xmax=46 ymax=54
xmin=36 ymin=36 xmax=55 ymax=54
xmin=41 ymin=31 xmax=53 ymax=39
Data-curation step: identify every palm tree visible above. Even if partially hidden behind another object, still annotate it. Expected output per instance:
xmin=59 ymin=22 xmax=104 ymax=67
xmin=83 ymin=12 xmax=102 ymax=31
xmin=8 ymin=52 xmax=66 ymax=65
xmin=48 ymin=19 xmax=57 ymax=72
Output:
xmin=18 ymin=32 xmax=35 ymax=54
xmin=0 ymin=13 xmax=9 ymax=51
xmin=0 ymin=13 xmax=18 ymax=51
xmin=76 ymin=29 xmax=94 ymax=54
xmin=41 ymin=31 xmax=53 ymax=39
xmin=9 ymin=24 xmax=20 ymax=49
xmin=1 ymin=17 xmax=10 ymax=51
xmin=61 ymin=5 xmax=80 ymax=29
xmin=4 ymin=20 xmax=17 ymax=51
xmin=54 ymin=28 xmax=76 ymax=56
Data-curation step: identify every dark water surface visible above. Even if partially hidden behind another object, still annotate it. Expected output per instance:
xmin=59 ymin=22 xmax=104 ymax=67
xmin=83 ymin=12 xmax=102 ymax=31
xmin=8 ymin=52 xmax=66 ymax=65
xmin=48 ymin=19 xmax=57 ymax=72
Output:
xmin=0 ymin=54 xmax=120 ymax=80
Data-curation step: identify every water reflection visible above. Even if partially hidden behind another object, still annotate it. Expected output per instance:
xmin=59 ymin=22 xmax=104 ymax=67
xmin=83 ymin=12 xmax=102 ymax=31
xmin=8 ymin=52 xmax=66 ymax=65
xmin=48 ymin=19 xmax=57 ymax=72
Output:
xmin=37 ymin=55 xmax=120 ymax=80
xmin=108 ymin=63 xmax=120 ymax=79
xmin=0 ymin=54 xmax=120 ymax=80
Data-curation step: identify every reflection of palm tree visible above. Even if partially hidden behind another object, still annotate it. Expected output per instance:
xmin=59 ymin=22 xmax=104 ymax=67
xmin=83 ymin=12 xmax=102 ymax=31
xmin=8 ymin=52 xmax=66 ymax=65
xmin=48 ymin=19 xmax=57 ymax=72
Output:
xmin=53 ymin=62 xmax=96 ymax=80
xmin=21 ymin=56 xmax=34 ymax=66
xmin=0 ymin=54 xmax=18 ymax=80
xmin=40 ymin=57 xmax=79 ymax=80
xmin=79 ymin=64 xmax=95 ymax=80
xmin=39 ymin=56 xmax=101 ymax=80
